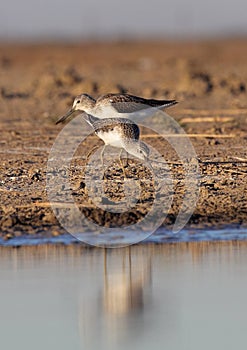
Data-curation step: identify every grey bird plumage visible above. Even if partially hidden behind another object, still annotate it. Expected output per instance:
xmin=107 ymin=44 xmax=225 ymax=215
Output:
xmin=56 ymin=92 xmax=178 ymax=124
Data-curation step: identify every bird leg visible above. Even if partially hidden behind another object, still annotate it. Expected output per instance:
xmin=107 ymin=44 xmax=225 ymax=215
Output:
xmin=125 ymin=151 xmax=129 ymax=167
xmin=86 ymin=145 xmax=99 ymax=163
xmin=146 ymin=157 xmax=154 ymax=173
xmin=120 ymin=148 xmax=129 ymax=167
xmin=100 ymin=144 xmax=106 ymax=166
xmin=86 ymin=144 xmax=107 ymax=179
xmin=100 ymin=145 xmax=107 ymax=179
xmin=118 ymin=148 xmax=127 ymax=178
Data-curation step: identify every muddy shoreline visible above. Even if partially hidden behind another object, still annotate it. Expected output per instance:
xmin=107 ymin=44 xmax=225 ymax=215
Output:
xmin=0 ymin=40 xmax=246 ymax=239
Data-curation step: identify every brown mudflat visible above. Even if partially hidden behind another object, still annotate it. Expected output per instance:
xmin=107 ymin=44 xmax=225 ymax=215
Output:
xmin=0 ymin=40 xmax=246 ymax=238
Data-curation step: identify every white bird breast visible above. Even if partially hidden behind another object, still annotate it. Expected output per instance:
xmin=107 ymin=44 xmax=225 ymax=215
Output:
xmin=96 ymin=128 xmax=124 ymax=147
xmin=95 ymin=105 xmax=131 ymax=119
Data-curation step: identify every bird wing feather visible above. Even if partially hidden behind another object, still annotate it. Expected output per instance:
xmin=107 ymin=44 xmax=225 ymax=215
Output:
xmin=97 ymin=93 xmax=177 ymax=113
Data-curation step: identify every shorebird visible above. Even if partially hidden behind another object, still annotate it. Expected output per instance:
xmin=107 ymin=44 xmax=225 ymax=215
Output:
xmin=84 ymin=114 xmax=151 ymax=175
xmin=56 ymin=93 xmax=177 ymax=124
xmin=56 ymin=112 xmax=151 ymax=176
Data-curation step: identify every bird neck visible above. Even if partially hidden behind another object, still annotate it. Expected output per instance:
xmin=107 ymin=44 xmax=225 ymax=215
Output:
xmin=84 ymin=97 xmax=96 ymax=113
xmin=84 ymin=114 xmax=99 ymax=128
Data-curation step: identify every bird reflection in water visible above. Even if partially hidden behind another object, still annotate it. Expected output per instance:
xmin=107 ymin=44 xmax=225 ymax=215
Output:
xmin=100 ymin=247 xmax=153 ymax=346
xmin=78 ymin=246 xmax=153 ymax=348
xmin=103 ymin=247 xmax=152 ymax=317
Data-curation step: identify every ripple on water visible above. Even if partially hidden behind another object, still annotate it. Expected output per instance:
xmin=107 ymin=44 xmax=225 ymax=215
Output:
xmin=0 ymin=227 xmax=247 ymax=247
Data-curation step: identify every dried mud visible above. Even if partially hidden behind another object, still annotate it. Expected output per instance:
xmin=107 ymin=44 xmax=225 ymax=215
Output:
xmin=0 ymin=40 xmax=246 ymax=239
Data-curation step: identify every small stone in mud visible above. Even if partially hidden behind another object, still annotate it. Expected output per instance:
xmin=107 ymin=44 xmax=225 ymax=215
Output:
xmin=239 ymin=83 xmax=246 ymax=93
xmin=191 ymin=72 xmax=214 ymax=93
xmin=116 ymin=84 xmax=128 ymax=94
xmin=78 ymin=181 xmax=86 ymax=190
xmin=1 ymin=87 xmax=30 ymax=99
xmin=1 ymin=56 xmax=12 ymax=68
xmin=3 ymin=233 xmax=14 ymax=240
xmin=65 ymin=66 xmax=83 ymax=84
xmin=208 ymin=139 xmax=220 ymax=146
xmin=31 ymin=171 xmax=42 ymax=181
xmin=52 ymin=230 xmax=60 ymax=237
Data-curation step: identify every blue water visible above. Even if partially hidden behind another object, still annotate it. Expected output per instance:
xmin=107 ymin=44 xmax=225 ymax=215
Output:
xmin=1 ymin=242 xmax=247 ymax=350
xmin=1 ymin=227 xmax=247 ymax=247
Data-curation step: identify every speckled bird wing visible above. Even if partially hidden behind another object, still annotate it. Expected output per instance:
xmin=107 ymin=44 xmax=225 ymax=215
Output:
xmin=92 ymin=117 xmax=140 ymax=140
xmin=97 ymin=93 xmax=177 ymax=113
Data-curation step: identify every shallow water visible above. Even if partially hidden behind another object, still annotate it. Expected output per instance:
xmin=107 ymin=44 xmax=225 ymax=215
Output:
xmin=1 ymin=242 xmax=247 ymax=350
xmin=1 ymin=227 xmax=247 ymax=247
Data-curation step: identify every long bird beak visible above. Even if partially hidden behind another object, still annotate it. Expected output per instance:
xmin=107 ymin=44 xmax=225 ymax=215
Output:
xmin=55 ymin=108 xmax=75 ymax=124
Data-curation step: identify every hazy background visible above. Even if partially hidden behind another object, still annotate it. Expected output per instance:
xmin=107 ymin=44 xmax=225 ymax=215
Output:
xmin=0 ymin=0 xmax=247 ymax=41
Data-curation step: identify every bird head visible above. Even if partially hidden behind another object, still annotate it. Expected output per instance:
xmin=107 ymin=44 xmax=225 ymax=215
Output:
xmin=56 ymin=94 xmax=95 ymax=124
xmin=127 ymin=141 xmax=150 ymax=161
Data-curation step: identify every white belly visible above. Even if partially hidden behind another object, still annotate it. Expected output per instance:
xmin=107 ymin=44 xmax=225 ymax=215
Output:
xmin=94 ymin=105 xmax=129 ymax=119
xmin=93 ymin=105 xmax=154 ymax=120
xmin=96 ymin=129 xmax=124 ymax=148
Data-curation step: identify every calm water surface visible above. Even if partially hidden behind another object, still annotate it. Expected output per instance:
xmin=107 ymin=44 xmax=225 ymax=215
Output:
xmin=1 ymin=243 xmax=247 ymax=350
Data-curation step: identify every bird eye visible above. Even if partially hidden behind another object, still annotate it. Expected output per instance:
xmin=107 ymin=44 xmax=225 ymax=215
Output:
xmin=76 ymin=100 xmax=80 ymax=104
